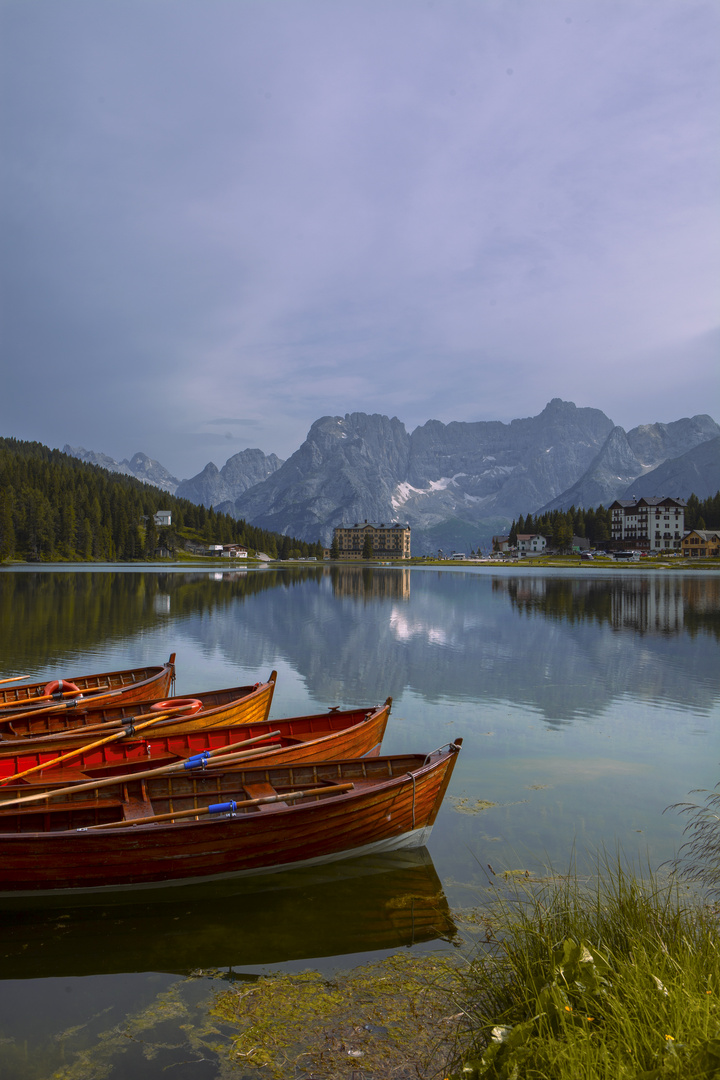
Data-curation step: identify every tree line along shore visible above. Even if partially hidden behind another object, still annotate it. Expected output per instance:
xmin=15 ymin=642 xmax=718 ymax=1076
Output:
xmin=0 ymin=437 xmax=322 ymax=563
xmin=507 ymin=493 xmax=720 ymax=551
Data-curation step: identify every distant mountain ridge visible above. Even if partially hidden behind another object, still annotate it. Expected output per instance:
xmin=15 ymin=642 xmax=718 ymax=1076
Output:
xmin=63 ymin=446 xmax=181 ymax=494
xmin=175 ymin=448 xmax=284 ymax=506
xmin=64 ymin=402 xmax=720 ymax=553
xmin=63 ymin=444 xmax=284 ymax=504
xmin=620 ymin=436 xmax=720 ymax=502
xmin=228 ymin=401 xmax=621 ymax=550
xmin=538 ymin=414 xmax=720 ymax=513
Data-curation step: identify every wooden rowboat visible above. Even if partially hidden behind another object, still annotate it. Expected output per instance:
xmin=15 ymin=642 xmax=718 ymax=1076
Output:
xmin=0 ymin=655 xmax=177 ymax=710
xmin=0 ymin=699 xmax=391 ymax=783
xmin=0 ymin=741 xmax=462 ymax=896
xmin=0 ymin=674 xmax=277 ymax=746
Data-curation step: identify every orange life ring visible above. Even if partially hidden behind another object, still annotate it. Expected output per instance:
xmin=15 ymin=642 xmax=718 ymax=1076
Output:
xmin=150 ymin=698 xmax=203 ymax=715
xmin=44 ymin=680 xmax=82 ymax=698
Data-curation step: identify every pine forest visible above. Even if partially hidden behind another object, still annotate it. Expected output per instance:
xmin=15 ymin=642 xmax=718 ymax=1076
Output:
xmin=0 ymin=438 xmax=323 ymax=563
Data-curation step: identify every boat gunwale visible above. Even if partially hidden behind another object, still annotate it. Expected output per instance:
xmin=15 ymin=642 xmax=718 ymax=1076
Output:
xmin=0 ymin=656 xmax=177 ymax=706
xmin=0 ymin=741 xmax=461 ymax=838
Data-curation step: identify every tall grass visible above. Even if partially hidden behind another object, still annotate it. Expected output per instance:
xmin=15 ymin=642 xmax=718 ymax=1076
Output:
xmin=667 ymin=781 xmax=720 ymax=904
xmin=450 ymin=857 xmax=719 ymax=1079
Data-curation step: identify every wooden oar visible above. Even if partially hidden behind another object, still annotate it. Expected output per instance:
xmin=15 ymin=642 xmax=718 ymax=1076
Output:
xmin=1 ymin=700 xmax=206 ymax=740
xmin=0 ymin=704 xmax=206 ymax=785
xmin=0 ymin=686 xmax=115 ymax=722
xmin=0 ymin=676 xmax=30 ymax=685
xmin=84 ymin=782 xmax=355 ymax=830
xmin=1 ymin=717 xmax=131 ymax=743
xmin=0 ymin=730 xmax=284 ymax=806
xmin=0 ymin=697 xmax=244 ymax=750
xmin=0 ymin=683 xmax=111 ymax=709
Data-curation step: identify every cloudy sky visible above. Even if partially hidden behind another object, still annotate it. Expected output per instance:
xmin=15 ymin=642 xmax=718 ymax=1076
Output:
xmin=1 ymin=0 xmax=718 ymax=480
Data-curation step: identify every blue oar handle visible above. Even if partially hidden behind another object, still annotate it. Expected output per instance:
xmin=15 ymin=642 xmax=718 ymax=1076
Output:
xmin=184 ymin=752 xmax=211 ymax=770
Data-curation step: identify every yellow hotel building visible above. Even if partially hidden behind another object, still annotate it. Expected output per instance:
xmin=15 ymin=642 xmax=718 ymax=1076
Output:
xmin=329 ymin=521 xmax=411 ymax=560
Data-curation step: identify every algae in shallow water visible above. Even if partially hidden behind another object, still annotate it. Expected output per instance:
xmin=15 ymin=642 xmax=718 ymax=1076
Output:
xmin=23 ymin=955 xmax=467 ymax=1080
xmin=451 ymin=797 xmax=497 ymax=814
xmin=211 ymin=951 xmax=465 ymax=1078
xmin=45 ymin=981 xmax=223 ymax=1080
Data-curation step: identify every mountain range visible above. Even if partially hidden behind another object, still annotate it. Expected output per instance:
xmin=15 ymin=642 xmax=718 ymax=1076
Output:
xmin=63 ymin=400 xmax=720 ymax=553
xmin=63 ymin=447 xmax=181 ymax=495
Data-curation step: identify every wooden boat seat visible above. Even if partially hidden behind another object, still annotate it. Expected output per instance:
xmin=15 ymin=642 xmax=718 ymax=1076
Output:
xmin=242 ymin=780 xmax=286 ymax=810
xmin=0 ymin=769 xmax=93 ymax=788
xmin=122 ymin=797 xmax=155 ymax=820
xmin=81 ymin=752 xmax=182 ymax=777
xmin=21 ymin=769 xmax=93 ymax=785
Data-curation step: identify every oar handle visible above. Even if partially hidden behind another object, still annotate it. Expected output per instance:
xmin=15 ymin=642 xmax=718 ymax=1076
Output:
xmin=84 ymin=782 xmax=355 ymax=830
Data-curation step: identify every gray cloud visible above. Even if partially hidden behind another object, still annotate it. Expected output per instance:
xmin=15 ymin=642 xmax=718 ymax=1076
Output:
xmin=1 ymin=0 xmax=718 ymax=478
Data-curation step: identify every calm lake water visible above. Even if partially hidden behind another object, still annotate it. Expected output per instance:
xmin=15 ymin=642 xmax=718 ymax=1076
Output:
xmin=0 ymin=564 xmax=718 ymax=1078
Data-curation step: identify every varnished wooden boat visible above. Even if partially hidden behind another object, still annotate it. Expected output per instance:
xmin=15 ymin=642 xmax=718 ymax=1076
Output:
xmin=0 ymin=699 xmax=391 ymax=782
xmin=0 ymin=674 xmax=277 ymax=746
xmin=0 ymin=741 xmax=462 ymax=896
xmin=0 ymin=655 xmax=177 ymax=711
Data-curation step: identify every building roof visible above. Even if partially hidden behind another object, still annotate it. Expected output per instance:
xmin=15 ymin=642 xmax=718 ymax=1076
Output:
xmin=609 ymin=496 xmax=687 ymax=510
xmin=682 ymin=530 xmax=720 ymax=541
xmin=339 ymin=521 xmax=410 ymax=530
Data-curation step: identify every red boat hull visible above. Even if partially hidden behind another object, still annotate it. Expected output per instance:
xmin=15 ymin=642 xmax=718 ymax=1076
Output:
xmin=0 ymin=700 xmax=391 ymax=783
xmin=0 ymin=743 xmax=462 ymax=896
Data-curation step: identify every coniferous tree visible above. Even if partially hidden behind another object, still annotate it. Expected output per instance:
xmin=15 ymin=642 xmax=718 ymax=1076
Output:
xmin=145 ymin=516 xmax=157 ymax=558
xmin=685 ymin=494 xmax=701 ymax=531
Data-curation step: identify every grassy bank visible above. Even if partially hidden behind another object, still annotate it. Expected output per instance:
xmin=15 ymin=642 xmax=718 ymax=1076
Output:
xmin=450 ymin=861 xmax=719 ymax=1079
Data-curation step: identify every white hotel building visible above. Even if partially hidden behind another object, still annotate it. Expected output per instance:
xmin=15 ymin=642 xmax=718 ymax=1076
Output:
xmin=608 ymin=497 xmax=685 ymax=553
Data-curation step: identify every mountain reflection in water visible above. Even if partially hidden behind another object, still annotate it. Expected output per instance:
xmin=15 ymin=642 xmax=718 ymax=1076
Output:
xmin=1 ymin=566 xmax=718 ymax=725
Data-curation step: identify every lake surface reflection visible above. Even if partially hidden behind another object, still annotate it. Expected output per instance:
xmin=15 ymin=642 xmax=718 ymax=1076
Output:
xmin=0 ymin=565 xmax=718 ymax=1078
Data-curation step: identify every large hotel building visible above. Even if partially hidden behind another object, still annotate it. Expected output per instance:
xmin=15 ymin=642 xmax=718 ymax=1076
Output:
xmin=608 ymin=496 xmax=685 ymax=552
xmin=329 ymin=521 xmax=411 ymax=560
